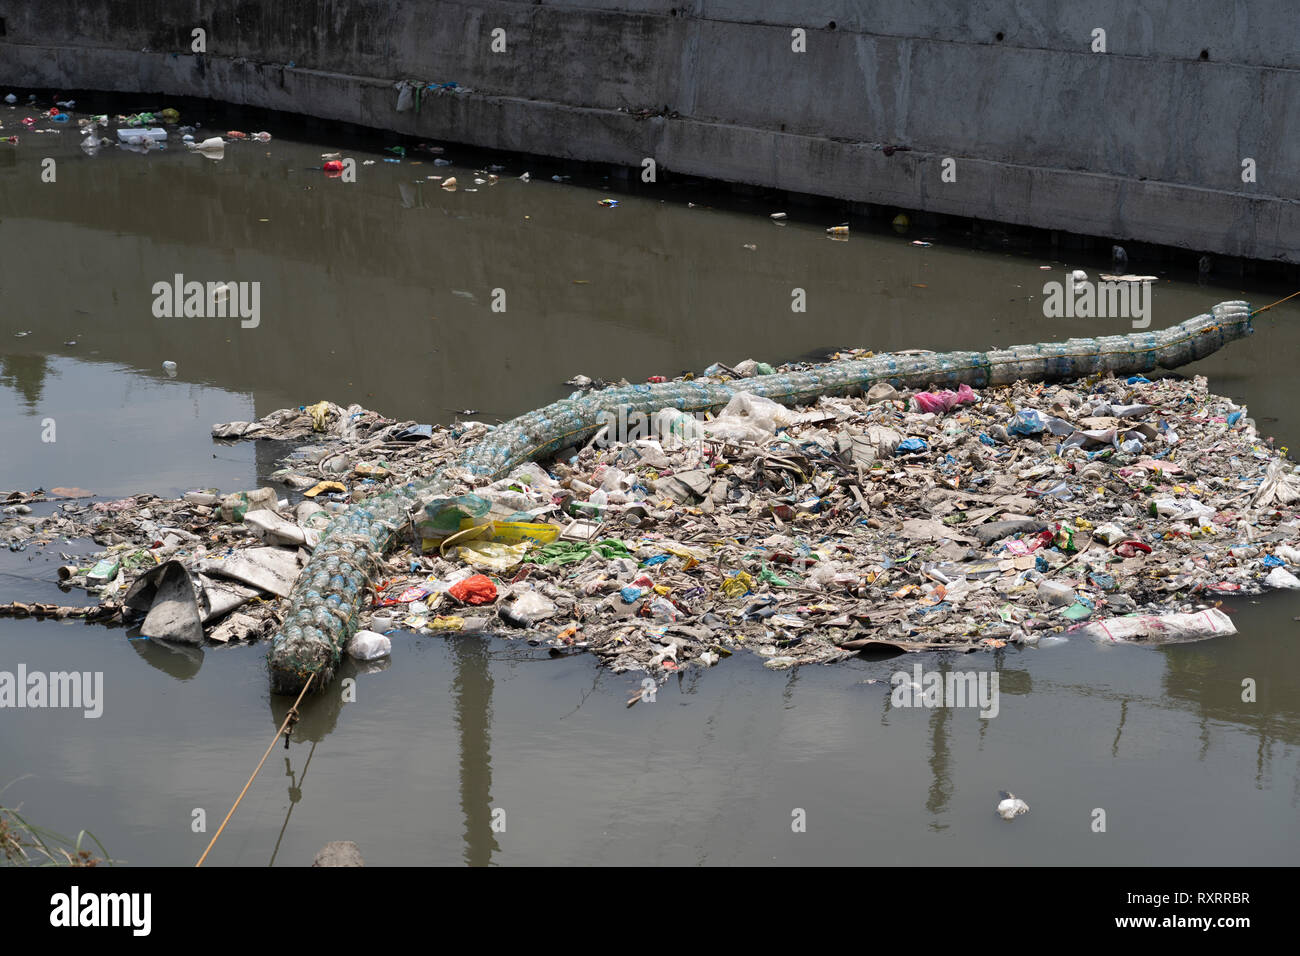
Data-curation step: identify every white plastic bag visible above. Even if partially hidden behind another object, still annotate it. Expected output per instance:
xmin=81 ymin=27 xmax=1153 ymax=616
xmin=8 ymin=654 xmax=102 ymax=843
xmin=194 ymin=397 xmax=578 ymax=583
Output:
xmin=1153 ymin=497 xmax=1216 ymax=522
xmin=808 ymin=560 xmax=842 ymax=589
xmin=348 ymin=629 xmax=392 ymax=660
xmin=500 ymin=589 xmax=557 ymax=626
xmin=634 ymin=439 xmax=669 ymax=469
xmin=1264 ymin=567 xmax=1300 ymax=589
xmin=1073 ymin=608 xmax=1236 ymax=644
xmin=1253 ymin=459 xmax=1300 ymax=508
xmin=1274 ymin=544 xmax=1300 ymax=565
xmin=703 ymin=393 xmax=796 ymax=444
xmin=394 ymin=80 xmax=414 ymax=112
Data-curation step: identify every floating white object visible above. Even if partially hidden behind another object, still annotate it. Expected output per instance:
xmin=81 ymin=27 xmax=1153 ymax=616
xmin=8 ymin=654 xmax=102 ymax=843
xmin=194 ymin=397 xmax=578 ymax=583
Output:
xmin=348 ymin=630 xmax=391 ymax=660
xmin=1264 ymin=567 xmax=1300 ymax=589
xmin=188 ymin=136 xmax=225 ymax=153
xmin=997 ymin=791 xmax=1029 ymax=820
xmin=117 ymin=127 xmax=167 ymax=143
xmin=1075 ymin=607 xmax=1237 ymax=644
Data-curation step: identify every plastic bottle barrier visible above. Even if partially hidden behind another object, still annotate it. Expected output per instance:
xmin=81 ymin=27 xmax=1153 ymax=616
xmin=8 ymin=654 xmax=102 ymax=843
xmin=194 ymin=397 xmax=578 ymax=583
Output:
xmin=267 ymin=301 xmax=1253 ymax=693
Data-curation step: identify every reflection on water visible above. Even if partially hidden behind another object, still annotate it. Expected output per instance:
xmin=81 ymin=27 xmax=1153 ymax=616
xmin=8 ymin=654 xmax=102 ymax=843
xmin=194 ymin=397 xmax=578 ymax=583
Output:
xmin=0 ymin=102 xmax=1297 ymax=866
xmin=268 ymin=742 xmax=317 ymax=868
xmin=453 ymin=636 xmax=499 ymax=867
xmin=128 ymin=632 xmax=203 ymax=680
xmin=0 ymin=353 xmax=52 ymax=411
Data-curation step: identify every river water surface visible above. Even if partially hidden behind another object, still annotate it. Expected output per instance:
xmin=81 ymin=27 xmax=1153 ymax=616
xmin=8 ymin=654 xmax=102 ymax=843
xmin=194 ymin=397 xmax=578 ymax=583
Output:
xmin=1 ymin=99 xmax=1297 ymax=866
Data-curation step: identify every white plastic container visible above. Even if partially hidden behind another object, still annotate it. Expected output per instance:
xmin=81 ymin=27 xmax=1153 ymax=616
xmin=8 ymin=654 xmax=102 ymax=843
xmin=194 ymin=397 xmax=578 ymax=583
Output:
xmin=116 ymin=127 xmax=167 ymax=144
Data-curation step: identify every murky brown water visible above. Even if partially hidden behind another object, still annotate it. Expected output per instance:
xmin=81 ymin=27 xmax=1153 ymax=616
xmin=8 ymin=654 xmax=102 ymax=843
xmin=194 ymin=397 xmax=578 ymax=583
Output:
xmin=1 ymin=99 xmax=1298 ymax=865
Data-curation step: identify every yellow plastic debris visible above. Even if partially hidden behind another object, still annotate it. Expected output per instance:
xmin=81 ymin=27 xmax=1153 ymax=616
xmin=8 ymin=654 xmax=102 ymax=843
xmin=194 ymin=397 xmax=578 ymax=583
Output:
xmin=461 ymin=519 xmax=559 ymax=546
xmin=457 ymin=541 xmax=529 ymax=572
xmin=720 ymin=571 xmax=754 ymax=597
xmin=304 ymin=480 xmax=346 ymax=498
xmin=306 ymin=401 xmax=332 ymax=432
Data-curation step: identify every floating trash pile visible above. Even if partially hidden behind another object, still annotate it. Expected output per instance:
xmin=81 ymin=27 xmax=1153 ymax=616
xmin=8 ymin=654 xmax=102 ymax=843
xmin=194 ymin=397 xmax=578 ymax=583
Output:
xmin=8 ymin=303 xmax=1297 ymax=693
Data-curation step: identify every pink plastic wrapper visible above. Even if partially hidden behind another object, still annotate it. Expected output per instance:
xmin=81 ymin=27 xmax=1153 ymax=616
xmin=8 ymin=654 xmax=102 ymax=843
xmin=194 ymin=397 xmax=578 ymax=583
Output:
xmin=912 ymin=383 xmax=976 ymax=414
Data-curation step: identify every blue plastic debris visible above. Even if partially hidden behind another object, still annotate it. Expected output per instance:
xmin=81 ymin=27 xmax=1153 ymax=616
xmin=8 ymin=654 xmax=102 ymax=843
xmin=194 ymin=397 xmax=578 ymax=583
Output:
xmin=1008 ymin=410 xmax=1046 ymax=436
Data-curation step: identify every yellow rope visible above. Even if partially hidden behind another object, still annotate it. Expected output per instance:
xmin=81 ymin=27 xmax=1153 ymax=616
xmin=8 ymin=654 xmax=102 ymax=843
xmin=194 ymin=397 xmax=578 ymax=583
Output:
xmin=195 ymin=673 xmax=315 ymax=866
xmin=1250 ymin=290 xmax=1300 ymax=315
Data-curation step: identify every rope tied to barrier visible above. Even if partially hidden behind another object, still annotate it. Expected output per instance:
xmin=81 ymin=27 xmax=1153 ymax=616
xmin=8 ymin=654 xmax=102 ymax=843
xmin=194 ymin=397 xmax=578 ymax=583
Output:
xmin=1250 ymin=290 xmax=1300 ymax=315
xmin=195 ymin=672 xmax=315 ymax=866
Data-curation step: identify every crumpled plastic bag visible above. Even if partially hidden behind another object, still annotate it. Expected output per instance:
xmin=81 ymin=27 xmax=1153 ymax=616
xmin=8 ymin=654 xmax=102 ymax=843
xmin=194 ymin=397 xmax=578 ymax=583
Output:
xmin=306 ymin=400 xmax=334 ymax=432
xmin=1153 ymin=497 xmax=1216 ymax=522
xmin=524 ymin=539 xmax=632 ymax=566
xmin=448 ymin=574 xmax=498 ymax=605
xmin=1264 ymin=566 xmax=1300 ymax=589
xmin=1007 ymin=409 xmax=1046 ymax=436
xmin=634 ymin=439 xmax=669 ymax=469
xmin=911 ymin=383 xmax=976 ymax=414
xmin=1253 ymin=459 xmax=1300 ymax=508
xmin=457 ymin=541 xmax=528 ymax=571
xmin=417 ymin=494 xmax=491 ymax=541
xmin=509 ymin=461 xmax=562 ymax=494
xmin=808 ymin=560 xmax=842 ymax=589
xmin=720 ymin=571 xmax=753 ymax=597
xmin=499 ymin=589 xmax=558 ymax=626
xmin=394 ymin=79 xmax=415 ymax=112
xmin=348 ymin=629 xmax=392 ymax=660
xmin=1274 ymin=544 xmax=1300 ymax=565
xmin=847 ymin=425 xmax=903 ymax=465
xmin=1071 ymin=608 xmax=1236 ymax=644
xmin=703 ymin=393 xmax=796 ymax=443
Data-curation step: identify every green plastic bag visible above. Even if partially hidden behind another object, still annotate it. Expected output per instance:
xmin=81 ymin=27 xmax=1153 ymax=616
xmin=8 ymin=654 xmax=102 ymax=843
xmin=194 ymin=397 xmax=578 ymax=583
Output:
xmin=417 ymin=494 xmax=490 ymax=541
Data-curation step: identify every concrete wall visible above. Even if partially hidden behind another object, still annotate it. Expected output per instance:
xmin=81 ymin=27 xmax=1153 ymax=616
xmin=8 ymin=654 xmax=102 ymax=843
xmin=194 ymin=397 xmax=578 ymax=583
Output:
xmin=2 ymin=1 xmax=1296 ymax=261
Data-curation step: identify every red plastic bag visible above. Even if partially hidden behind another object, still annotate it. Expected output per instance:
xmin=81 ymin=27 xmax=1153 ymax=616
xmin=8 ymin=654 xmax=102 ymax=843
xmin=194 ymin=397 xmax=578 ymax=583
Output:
xmin=1114 ymin=540 xmax=1152 ymax=557
xmin=448 ymin=574 xmax=498 ymax=605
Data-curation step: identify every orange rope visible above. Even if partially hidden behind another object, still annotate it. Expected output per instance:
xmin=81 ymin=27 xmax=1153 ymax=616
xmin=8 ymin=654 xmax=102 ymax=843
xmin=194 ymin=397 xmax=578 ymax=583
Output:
xmin=1250 ymin=290 xmax=1300 ymax=315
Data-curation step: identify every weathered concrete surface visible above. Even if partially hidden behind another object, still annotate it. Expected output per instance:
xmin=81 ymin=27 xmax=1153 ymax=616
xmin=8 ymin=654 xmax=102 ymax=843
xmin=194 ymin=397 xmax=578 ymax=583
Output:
xmin=2 ymin=1 xmax=1296 ymax=261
